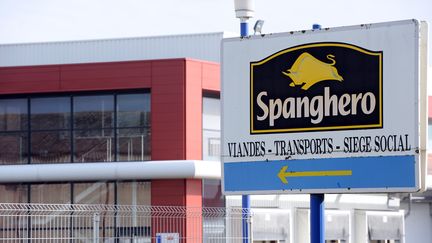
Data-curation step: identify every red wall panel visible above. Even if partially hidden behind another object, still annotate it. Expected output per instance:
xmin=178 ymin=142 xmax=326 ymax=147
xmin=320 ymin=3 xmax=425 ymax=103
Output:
xmin=150 ymin=179 xmax=202 ymax=206
xmin=185 ymin=179 xmax=202 ymax=207
xmin=185 ymin=179 xmax=202 ymax=242
xmin=0 ymin=60 xmax=153 ymax=94
xmin=0 ymin=66 xmax=61 ymax=94
xmin=151 ymin=179 xmax=186 ymax=206
xmin=202 ymin=62 xmax=220 ymax=92
xmin=151 ymin=60 xmax=186 ymax=161
xmin=151 ymin=59 xmax=220 ymax=211
xmin=0 ymin=58 xmax=221 ymax=210
xmin=185 ymin=60 xmax=203 ymax=160
xmin=151 ymin=179 xmax=202 ymax=243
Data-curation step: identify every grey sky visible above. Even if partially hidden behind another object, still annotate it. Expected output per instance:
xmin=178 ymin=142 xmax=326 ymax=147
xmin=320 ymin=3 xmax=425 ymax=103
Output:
xmin=0 ymin=1 xmax=431 ymax=91
xmin=0 ymin=0 xmax=430 ymax=44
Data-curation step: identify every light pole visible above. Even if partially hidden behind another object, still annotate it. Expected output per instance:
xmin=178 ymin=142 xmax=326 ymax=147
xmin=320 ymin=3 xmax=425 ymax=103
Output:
xmin=234 ymin=1 xmax=254 ymax=243
xmin=234 ymin=0 xmax=255 ymax=37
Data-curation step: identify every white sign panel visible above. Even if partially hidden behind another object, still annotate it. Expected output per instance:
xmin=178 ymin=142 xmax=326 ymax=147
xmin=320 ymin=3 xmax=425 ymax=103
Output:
xmin=156 ymin=233 xmax=179 ymax=243
xmin=221 ymin=20 xmax=427 ymax=194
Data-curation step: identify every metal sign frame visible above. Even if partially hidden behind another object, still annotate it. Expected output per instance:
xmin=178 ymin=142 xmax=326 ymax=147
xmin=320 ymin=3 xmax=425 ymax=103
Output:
xmin=221 ymin=20 xmax=428 ymax=195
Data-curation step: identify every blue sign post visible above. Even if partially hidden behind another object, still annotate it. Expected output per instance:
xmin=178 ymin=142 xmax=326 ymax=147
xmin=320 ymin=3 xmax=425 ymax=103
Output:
xmin=310 ymin=23 xmax=325 ymax=243
xmin=233 ymin=1 xmax=253 ymax=242
xmin=240 ymin=20 xmax=250 ymax=243
xmin=311 ymin=194 xmax=324 ymax=243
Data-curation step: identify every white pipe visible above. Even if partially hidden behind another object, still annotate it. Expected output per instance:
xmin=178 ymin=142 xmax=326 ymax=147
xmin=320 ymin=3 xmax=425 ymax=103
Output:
xmin=0 ymin=160 xmax=221 ymax=183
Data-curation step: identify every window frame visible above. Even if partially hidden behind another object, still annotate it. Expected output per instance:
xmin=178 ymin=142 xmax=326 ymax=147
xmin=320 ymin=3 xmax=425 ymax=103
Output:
xmin=0 ymin=89 xmax=151 ymax=165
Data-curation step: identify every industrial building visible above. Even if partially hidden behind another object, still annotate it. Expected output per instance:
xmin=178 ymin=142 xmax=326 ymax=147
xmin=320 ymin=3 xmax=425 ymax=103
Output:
xmin=0 ymin=32 xmax=431 ymax=243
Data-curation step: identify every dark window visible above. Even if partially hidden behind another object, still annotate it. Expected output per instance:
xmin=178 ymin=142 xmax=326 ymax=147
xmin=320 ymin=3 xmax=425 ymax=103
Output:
xmin=117 ymin=94 xmax=150 ymax=128
xmin=73 ymin=182 xmax=114 ymax=204
xmin=74 ymin=95 xmax=115 ymax=162
xmin=117 ymin=128 xmax=151 ymax=161
xmin=0 ymin=184 xmax=28 ymax=233
xmin=31 ymin=131 xmax=71 ymax=163
xmin=0 ymin=132 xmax=28 ymax=164
xmin=0 ymin=91 xmax=150 ymax=165
xmin=0 ymin=184 xmax=28 ymax=203
xmin=72 ymin=182 xmax=115 ymax=239
xmin=202 ymin=96 xmax=224 ymax=208
xmin=74 ymin=129 xmax=114 ymax=162
xmin=30 ymin=183 xmax=71 ymax=204
xmin=117 ymin=181 xmax=151 ymax=205
xmin=74 ymin=95 xmax=114 ymax=129
xmin=0 ymin=99 xmax=27 ymax=131
xmin=202 ymin=179 xmax=225 ymax=207
xmin=0 ymin=99 xmax=29 ymax=164
xmin=116 ymin=93 xmax=151 ymax=161
xmin=30 ymin=97 xmax=71 ymax=163
xmin=31 ymin=97 xmax=70 ymax=130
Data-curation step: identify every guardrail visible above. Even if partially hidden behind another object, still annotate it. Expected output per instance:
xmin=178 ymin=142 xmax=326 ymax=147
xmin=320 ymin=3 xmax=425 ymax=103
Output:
xmin=0 ymin=203 xmax=250 ymax=243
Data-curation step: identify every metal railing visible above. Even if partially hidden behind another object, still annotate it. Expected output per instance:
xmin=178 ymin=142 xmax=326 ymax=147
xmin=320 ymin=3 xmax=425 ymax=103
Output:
xmin=0 ymin=203 xmax=250 ymax=243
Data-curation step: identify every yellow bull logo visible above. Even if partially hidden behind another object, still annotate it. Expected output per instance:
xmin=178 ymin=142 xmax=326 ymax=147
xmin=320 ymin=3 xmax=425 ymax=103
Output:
xmin=282 ymin=52 xmax=343 ymax=90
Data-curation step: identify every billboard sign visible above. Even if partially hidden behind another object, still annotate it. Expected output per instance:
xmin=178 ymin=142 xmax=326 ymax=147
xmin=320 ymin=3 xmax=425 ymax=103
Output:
xmin=251 ymin=42 xmax=382 ymax=134
xmin=221 ymin=20 xmax=428 ymax=194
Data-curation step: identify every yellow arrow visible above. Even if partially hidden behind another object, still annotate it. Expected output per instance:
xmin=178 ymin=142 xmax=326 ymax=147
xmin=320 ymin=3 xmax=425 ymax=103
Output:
xmin=277 ymin=165 xmax=352 ymax=184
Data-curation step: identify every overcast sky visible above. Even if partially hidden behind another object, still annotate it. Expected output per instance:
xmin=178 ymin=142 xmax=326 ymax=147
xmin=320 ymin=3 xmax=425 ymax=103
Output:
xmin=0 ymin=0 xmax=431 ymax=44
xmin=0 ymin=0 xmax=431 ymax=66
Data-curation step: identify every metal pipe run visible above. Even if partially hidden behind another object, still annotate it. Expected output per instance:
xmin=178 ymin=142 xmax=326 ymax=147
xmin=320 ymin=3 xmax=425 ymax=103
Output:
xmin=0 ymin=160 xmax=221 ymax=183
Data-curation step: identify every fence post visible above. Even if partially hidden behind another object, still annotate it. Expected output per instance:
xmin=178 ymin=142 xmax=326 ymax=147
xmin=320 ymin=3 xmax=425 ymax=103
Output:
xmin=93 ymin=213 xmax=100 ymax=243
xmin=248 ymin=212 xmax=253 ymax=243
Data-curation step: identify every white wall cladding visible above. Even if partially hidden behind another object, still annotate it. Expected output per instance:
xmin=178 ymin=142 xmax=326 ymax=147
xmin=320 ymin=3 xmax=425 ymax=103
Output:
xmin=0 ymin=32 xmax=233 ymax=67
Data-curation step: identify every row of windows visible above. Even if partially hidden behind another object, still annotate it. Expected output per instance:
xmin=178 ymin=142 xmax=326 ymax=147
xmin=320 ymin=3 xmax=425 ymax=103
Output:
xmin=0 ymin=92 xmax=150 ymax=164
xmin=0 ymin=93 xmax=150 ymax=131
xmin=0 ymin=95 xmax=224 ymax=212
xmin=0 ymin=179 xmax=223 ymax=207
xmin=0 ymin=181 xmax=150 ymax=205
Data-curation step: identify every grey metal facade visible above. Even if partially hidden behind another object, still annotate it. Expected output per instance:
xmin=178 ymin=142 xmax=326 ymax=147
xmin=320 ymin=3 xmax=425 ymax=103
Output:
xmin=0 ymin=32 xmax=233 ymax=67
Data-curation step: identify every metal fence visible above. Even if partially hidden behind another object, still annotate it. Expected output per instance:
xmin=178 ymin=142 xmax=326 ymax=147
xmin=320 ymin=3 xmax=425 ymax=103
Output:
xmin=0 ymin=203 xmax=250 ymax=243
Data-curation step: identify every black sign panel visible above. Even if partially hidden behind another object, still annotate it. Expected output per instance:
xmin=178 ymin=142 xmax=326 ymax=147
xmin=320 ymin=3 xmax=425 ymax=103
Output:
xmin=250 ymin=42 xmax=383 ymax=134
